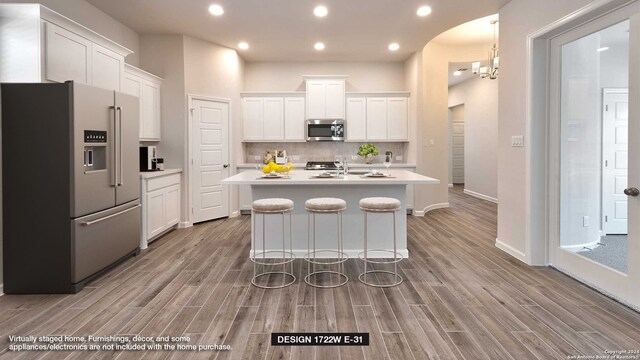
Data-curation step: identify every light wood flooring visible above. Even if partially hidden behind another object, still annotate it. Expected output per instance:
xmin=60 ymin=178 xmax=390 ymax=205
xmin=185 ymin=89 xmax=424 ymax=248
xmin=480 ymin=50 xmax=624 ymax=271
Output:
xmin=1 ymin=186 xmax=640 ymax=359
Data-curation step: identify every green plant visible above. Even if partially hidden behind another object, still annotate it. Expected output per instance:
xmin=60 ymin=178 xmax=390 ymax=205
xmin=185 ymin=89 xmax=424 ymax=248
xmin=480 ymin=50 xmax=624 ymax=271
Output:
xmin=357 ymin=144 xmax=379 ymax=157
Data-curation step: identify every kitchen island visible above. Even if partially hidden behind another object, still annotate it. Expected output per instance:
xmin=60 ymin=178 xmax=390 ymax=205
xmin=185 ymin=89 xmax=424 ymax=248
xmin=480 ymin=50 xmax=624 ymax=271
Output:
xmin=222 ymin=170 xmax=439 ymax=258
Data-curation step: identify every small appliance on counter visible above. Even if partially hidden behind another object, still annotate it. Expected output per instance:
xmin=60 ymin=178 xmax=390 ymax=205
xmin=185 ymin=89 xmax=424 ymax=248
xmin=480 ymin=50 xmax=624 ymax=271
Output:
xmin=140 ymin=146 xmax=160 ymax=171
xmin=153 ymin=158 xmax=165 ymax=171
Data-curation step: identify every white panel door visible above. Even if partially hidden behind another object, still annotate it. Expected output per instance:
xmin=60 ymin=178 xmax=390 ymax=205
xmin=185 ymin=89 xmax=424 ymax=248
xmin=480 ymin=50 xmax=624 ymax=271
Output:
xmin=284 ymin=97 xmax=305 ymax=141
xmin=346 ymin=97 xmax=367 ymax=141
xmin=306 ymin=80 xmax=326 ymax=119
xmin=242 ymin=97 xmax=264 ymax=140
xmin=44 ymin=22 xmax=91 ymax=84
xmin=263 ymin=97 xmax=284 ymax=140
xmin=191 ymin=99 xmax=229 ymax=223
xmin=91 ymin=44 xmax=124 ymax=91
xmin=325 ymin=80 xmax=345 ymax=119
xmin=366 ymin=98 xmax=387 ymax=140
xmin=141 ymin=81 xmax=161 ymax=140
xmin=387 ymin=97 xmax=409 ymax=140
xmin=603 ymin=90 xmax=629 ymax=235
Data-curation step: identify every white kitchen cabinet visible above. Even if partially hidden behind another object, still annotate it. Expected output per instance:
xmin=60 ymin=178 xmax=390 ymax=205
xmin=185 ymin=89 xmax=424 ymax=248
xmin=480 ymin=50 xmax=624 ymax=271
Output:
xmin=346 ymin=97 xmax=367 ymax=141
xmin=242 ymin=97 xmax=265 ymax=141
xmin=263 ymin=97 xmax=285 ymax=140
xmin=304 ymin=76 xmax=347 ymax=119
xmin=284 ymin=97 xmax=306 ymax=140
xmin=0 ymin=5 xmax=132 ymax=89
xmin=141 ymin=171 xmax=182 ymax=249
xmin=44 ymin=22 xmax=92 ymax=84
xmin=123 ymin=64 xmax=163 ymax=141
xmin=366 ymin=97 xmax=388 ymax=140
xmin=387 ymin=97 xmax=409 ymax=140
xmin=91 ymin=44 xmax=124 ymax=91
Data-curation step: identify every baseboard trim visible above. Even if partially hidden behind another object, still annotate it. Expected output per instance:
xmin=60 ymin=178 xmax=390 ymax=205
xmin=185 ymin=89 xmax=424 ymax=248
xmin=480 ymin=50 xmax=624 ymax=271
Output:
xmin=413 ymin=203 xmax=449 ymax=217
xmin=230 ymin=211 xmax=240 ymax=218
xmin=495 ymin=238 xmax=528 ymax=264
xmin=448 ymin=183 xmax=453 ymax=188
xmin=178 ymin=221 xmax=193 ymax=229
xmin=463 ymin=189 xmax=498 ymax=203
xmin=0 ymin=284 xmax=3 ymax=296
xmin=560 ymin=239 xmax=600 ymax=252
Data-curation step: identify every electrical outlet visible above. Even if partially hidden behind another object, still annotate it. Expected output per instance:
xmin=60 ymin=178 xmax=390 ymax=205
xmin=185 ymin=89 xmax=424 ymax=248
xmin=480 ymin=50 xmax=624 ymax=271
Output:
xmin=351 ymin=155 xmax=359 ymax=160
xmin=395 ymin=155 xmax=403 ymax=161
xmin=429 ymin=139 xmax=435 ymax=146
xmin=253 ymin=155 xmax=261 ymax=161
xmin=511 ymin=136 xmax=524 ymax=147
xmin=583 ymin=216 xmax=589 ymax=227
xmin=292 ymin=155 xmax=300 ymax=161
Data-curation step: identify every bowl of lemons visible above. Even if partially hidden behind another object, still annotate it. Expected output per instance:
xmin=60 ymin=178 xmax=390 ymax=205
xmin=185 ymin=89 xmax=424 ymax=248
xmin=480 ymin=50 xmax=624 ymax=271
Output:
xmin=262 ymin=161 xmax=294 ymax=176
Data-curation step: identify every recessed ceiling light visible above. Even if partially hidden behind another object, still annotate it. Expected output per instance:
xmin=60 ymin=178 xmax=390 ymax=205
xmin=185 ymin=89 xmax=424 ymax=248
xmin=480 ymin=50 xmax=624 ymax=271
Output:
xmin=388 ymin=43 xmax=400 ymax=51
xmin=238 ymin=42 xmax=249 ymax=50
xmin=453 ymin=70 xmax=462 ymax=76
xmin=597 ymin=46 xmax=609 ymax=52
xmin=314 ymin=42 xmax=325 ymax=50
xmin=417 ymin=6 xmax=432 ymax=17
xmin=208 ymin=4 xmax=224 ymax=16
xmin=314 ymin=5 xmax=328 ymax=17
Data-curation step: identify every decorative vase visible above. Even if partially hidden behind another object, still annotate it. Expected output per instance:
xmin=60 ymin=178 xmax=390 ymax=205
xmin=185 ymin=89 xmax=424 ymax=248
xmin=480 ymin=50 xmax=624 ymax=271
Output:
xmin=365 ymin=153 xmax=374 ymax=164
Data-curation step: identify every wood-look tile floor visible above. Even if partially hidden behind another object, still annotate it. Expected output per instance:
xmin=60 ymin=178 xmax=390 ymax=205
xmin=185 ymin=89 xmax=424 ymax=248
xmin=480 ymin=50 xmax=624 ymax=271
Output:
xmin=2 ymin=186 xmax=640 ymax=359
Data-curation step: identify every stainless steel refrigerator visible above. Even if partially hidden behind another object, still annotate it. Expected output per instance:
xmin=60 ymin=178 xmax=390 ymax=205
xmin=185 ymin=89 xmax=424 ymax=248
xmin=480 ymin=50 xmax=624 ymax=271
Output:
xmin=2 ymin=81 xmax=141 ymax=293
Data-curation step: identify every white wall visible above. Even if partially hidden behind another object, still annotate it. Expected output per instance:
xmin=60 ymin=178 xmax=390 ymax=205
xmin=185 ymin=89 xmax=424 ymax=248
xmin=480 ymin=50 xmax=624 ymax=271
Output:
xmin=498 ymin=0 xmax=606 ymax=262
xmin=448 ymin=77 xmax=499 ymax=201
xmin=3 ymin=0 xmax=140 ymax=66
xmin=417 ymin=42 xmax=493 ymax=214
xmin=183 ymin=36 xmax=245 ymax=217
xmin=244 ymin=62 xmax=406 ymax=92
xmin=404 ymin=52 xmax=422 ymax=165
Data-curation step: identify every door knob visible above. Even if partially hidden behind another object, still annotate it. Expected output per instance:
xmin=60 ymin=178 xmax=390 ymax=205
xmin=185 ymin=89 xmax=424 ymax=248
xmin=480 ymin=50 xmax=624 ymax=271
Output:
xmin=624 ymin=187 xmax=640 ymax=196
xmin=223 ymin=164 xmax=229 ymax=168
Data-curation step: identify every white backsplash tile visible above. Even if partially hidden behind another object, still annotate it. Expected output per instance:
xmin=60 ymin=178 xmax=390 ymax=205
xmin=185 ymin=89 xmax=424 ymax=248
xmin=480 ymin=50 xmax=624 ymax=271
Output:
xmin=244 ymin=142 xmax=406 ymax=164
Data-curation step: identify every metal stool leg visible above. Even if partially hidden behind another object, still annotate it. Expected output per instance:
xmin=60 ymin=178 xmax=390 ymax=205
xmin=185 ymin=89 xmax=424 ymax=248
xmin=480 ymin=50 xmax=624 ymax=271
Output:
xmin=304 ymin=209 xmax=348 ymax=288
xmin=358 ymin=208 xmax=403 ymax=287
xmin=250 ymin=209 xmax=296 ymax=289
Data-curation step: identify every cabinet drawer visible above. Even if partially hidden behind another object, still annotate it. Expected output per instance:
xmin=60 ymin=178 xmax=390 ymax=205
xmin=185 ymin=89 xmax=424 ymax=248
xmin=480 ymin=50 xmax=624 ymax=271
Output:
xmin=146 ymin=173 xmax=181 ymax=192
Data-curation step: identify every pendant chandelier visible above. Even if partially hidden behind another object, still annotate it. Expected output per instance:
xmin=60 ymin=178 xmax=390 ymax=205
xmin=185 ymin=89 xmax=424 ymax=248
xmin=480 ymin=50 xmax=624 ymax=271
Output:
xmin=472 ymin=20 xmax=499 ymax=80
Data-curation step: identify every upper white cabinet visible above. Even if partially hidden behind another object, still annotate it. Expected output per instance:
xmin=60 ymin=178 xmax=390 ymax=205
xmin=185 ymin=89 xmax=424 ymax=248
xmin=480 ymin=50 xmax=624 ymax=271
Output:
xmin=0 ymin=4 xmax=132 ymax=90
xmin=242 ymin=93 xmax=305 ymax=142
xmin=346 ymin=93 xmax=410 ymax=142
xmin=304 ymin=76 xmax=347 ymax=119
xmin=123 ymin=64 xmax=163 ymax=141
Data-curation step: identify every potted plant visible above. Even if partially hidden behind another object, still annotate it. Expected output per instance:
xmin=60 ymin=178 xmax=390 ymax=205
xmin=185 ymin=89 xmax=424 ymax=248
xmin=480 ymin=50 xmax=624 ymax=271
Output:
xmin=358 ymin=144 xmax=379 ymax=164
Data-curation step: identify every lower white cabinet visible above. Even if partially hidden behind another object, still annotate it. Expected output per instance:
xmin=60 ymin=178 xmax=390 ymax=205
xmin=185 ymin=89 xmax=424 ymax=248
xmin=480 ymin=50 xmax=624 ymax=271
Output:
xmin=141 ymin=171 xmax=182 ymax=249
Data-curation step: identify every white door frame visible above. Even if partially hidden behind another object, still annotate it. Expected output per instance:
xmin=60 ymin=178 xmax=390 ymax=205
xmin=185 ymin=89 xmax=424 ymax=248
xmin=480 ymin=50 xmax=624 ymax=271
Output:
xmin=186 ymin=94 xmax=234 ymax=227
xmin=537 ymin=1 xmax=640 ymax=309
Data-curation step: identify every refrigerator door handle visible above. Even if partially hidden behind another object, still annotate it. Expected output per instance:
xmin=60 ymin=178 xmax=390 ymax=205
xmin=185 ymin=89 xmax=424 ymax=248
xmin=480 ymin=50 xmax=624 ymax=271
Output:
xmin=110 ymin=106 xmax=118 ymax=187
xmin=117 ymin=106 xmax=123 ymax=186
xmin=80 ymin=204 xmax=141 ymax=226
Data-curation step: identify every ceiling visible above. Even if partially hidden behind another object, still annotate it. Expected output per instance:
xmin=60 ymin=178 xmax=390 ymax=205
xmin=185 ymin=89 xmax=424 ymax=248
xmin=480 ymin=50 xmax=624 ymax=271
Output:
xmin=432 ymin=13 xmax=499 ymax=45
xmin=86 ymin=0 xmax=510 ymax=62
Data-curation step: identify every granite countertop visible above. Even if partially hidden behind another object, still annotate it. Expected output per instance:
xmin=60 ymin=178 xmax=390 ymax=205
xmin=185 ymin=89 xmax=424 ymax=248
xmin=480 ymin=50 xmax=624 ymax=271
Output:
xmin=140 ymin=168 xmax=182 ymax=179
xmin=222 ymin=169 xmax=438 ymax=185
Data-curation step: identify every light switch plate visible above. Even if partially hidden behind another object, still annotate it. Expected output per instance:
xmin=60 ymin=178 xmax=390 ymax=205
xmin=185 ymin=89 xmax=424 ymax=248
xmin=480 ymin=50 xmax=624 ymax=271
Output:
xmin=253 ymin=155 xmax=261 ymax=160
xmin=292 ymin=155 xmax=300 ymax=161
xmin=395 ymin=155 xmax=403 ymax=161
xmin=511 ymin=136 xmax=524 ymax=147
xmin=351 ymin=155 xmax=359 ymax=160
xmin=429 ymin=139 xmax=435 ymax=146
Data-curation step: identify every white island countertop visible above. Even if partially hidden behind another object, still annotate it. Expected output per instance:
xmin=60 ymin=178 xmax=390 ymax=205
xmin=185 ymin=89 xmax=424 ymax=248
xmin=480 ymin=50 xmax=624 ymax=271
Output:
xmin=221 ymin=169 xmax=439 ymax=185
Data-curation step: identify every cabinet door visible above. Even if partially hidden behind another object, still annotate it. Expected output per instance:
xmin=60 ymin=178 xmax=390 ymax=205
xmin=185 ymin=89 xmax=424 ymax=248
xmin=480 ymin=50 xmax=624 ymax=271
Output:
xmin=164 ymin=184 xmax=180 ymax=228
xmin=346 ymin=97 xmax=367 ymax=141
xmin=141 ymin=80 xmax=161 ymax=140
xmin=284 ymin=97 xmax=305 ymax=141
xmin=242 ymin=98 xmax=264 ymax=140
xmin=325 ymin=80 xmax=345 ymax=119
xmin=91 ymin=44 xmax=124 ymax=91
xmin=306 ymin=80 xmax=326 ymax=119
xmin=387 ymin=97 xmax=408 ymax=140
xmin=366 ymin=98 xmax=388 ymax=140
xmin=146 ymin=189 xmax=165 ymax=239
xmin=263 ymin=97 xmax=284 ymax=140
xmin=122 ymin=72 xmax=144 ymax=136
xmin=44 ymin=22 xmax=91 ymax=84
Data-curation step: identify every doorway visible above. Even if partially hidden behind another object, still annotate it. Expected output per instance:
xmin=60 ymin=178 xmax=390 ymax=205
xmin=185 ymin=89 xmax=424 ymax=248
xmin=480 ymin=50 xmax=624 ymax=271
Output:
xmin=188 ymin=96 xmax=231 ymax=224
xmin=547 ymin=4 xmax=640 ymax=308
xmin=449 ymin=105 xmax=465 ymax=186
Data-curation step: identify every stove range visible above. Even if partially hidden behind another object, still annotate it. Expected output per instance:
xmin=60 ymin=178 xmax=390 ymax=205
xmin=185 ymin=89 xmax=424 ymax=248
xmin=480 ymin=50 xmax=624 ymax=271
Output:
xmin=305 ymin=161 xmax=339 ymax=171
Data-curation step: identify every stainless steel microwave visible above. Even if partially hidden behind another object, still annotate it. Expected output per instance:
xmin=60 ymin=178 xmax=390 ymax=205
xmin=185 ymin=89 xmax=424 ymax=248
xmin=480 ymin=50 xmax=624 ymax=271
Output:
xmin=306 ymin=119 xmax=345 ymax=142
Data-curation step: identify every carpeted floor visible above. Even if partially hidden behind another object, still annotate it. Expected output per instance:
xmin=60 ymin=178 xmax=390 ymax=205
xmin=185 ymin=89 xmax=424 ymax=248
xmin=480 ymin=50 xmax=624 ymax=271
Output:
xmin=577 ymin=235 xmax=627 ymax=273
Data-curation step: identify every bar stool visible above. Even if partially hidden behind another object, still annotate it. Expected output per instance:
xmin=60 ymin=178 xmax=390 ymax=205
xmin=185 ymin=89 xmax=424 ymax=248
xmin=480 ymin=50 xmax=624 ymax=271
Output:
xmin=304 ymin=197 xmax=348 ymax=288
xmin=358 ymin=197 xmax=403 ymax=287
xmin=251 ymin=198 xmax=296 ymax=289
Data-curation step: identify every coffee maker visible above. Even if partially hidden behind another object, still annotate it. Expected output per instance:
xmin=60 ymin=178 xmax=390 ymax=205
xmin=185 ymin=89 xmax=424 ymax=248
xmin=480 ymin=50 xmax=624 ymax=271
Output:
xmin=140 ymin=146 xmax=158 ymax=171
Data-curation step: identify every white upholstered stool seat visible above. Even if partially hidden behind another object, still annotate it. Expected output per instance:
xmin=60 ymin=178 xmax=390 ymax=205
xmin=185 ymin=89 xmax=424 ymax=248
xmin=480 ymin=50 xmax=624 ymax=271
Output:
xmin=359 ymin=197 xmax=401 ymax=211
xmin=252 ymin=198 xmax=294 ymax=213
xmin=305 ymin=197 xmax=347 ymax=212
